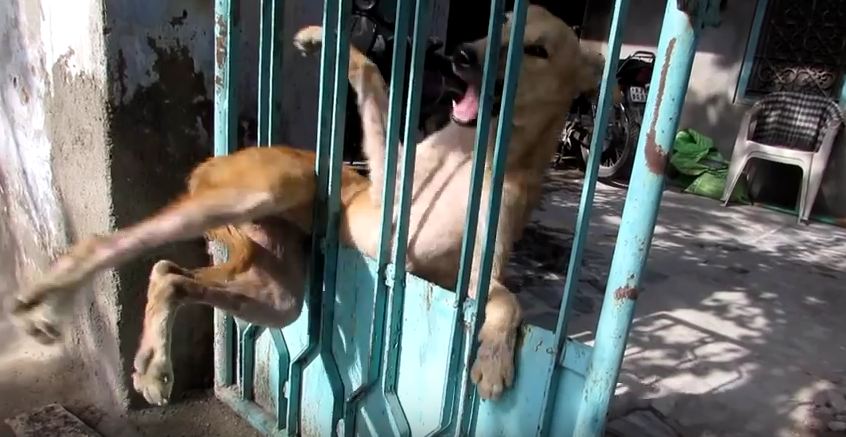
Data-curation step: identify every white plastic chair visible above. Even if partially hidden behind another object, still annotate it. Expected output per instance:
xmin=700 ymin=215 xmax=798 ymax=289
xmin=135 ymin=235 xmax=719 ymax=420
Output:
xmin=721 ymin=91 xmax=845 ymax=224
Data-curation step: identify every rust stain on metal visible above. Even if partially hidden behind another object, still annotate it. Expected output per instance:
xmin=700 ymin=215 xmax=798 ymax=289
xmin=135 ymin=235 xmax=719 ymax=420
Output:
xmin=215 ymin=14 xmax=227 ymax=88
xmin=423 ymin=284 xmax=433 ymax=310
xmin=644 ymin=38 xmax=677 ymax=175
xmin=614 ymin=287 xmax=639 ymax=301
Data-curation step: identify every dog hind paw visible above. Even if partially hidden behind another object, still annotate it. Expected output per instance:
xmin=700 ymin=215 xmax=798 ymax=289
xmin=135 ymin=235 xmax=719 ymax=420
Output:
xmin=10 ymin=290 xmax=68 ymax=345
xmin=132 ymin=346 xmax=174 ymax=407
xmin=293 ymin=25 xmax=324 ymax=56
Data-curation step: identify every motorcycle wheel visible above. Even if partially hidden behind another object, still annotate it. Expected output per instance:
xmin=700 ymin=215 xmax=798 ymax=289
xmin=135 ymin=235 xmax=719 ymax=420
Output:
xmin=580 ymin=101 xmax=639 ymax=181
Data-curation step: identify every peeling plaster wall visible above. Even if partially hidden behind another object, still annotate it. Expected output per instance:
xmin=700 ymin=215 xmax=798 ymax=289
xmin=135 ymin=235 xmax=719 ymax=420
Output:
xmin=0 ymin=0 xmax=103 ymax=288
xmin=0 ymin=0 xmax=125 ymax=409
xmin=1 ymin=0 xmax=265 ymax=412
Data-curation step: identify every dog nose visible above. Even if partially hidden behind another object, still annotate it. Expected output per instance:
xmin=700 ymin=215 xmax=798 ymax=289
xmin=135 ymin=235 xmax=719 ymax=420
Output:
xmin=452 ymin=45 xmax=477 ymax=69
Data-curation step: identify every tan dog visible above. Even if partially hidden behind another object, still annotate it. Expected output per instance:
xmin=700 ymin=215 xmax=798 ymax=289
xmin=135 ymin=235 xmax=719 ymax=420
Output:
xmin=9 ymin=5 xmax=601 ymax=406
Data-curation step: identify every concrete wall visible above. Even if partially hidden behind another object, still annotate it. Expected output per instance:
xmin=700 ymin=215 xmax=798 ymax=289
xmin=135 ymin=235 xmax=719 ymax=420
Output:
xmin=580 ymin=0 xmax=846 ymax=217
xmin=0 ymin=0 xmax=117 ymax=408
xmin=0 ymin=0 xmax=260 ymax=412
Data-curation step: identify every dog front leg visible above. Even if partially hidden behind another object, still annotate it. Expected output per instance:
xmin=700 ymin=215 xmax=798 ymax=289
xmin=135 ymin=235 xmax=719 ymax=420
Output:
xmin=294 ymin=26 xmax=394 ymax=205
xmin=468 ymin=184 xmax=525 ymax=400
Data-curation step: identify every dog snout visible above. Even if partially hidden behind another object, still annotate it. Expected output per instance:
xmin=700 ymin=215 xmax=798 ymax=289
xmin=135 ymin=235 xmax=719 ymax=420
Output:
xmin=452 ymin=44 xmax=479 ymax=71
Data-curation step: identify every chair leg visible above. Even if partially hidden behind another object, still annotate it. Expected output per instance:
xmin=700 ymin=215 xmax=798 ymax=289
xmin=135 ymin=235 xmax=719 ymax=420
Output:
xmin=722 ymin=152 xmax=749 ymax=206
xmin=800 ymin=158 xmax=826 ymax=224
xmin=796 ymin=166 xmax=810 ymax=225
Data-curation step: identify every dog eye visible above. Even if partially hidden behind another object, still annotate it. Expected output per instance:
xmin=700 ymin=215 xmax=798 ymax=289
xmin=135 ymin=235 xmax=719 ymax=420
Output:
xmin=523 ymin=44 xmax=548 ymax=59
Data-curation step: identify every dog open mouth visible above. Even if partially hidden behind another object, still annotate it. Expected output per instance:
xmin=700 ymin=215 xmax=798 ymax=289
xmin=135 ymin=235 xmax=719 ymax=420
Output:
xmin=427 ymin=44 xmax=502 ymax=128
xmin=451 ymin=82 xmax=480 ymax=126
xmin=447 ymin=49 xmax=502 ymax=127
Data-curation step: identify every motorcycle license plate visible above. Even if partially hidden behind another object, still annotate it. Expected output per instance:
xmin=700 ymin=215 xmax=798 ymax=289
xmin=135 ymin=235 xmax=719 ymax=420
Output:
xmin=628 ymin=86 xmax=648 ymax=103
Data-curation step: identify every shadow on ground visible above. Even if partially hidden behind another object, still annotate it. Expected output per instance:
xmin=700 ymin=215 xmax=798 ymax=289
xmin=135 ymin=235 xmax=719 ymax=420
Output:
xmin=512 ymin=169 xmax=846 ymax=436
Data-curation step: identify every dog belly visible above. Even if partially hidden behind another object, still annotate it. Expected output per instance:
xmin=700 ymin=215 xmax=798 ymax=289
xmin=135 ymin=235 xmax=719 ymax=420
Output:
xmin=403 ymin=162 xmax=472 ymax=289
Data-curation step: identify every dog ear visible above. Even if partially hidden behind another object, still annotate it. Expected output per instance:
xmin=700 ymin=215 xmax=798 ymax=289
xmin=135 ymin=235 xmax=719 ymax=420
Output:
xmin=574 ymin=49 xmax=606 ymax=94
xmin=574 ymin=49 xmax=624 ymax=104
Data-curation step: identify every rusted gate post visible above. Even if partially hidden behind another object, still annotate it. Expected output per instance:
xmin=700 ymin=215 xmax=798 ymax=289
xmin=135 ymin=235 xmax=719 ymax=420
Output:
xmin=572 ymin=0 xmax=723 ymax=435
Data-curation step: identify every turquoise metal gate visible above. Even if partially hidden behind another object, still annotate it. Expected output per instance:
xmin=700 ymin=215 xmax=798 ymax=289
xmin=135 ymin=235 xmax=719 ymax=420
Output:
xmin=211 ymin=0 xmax=723 ymax=435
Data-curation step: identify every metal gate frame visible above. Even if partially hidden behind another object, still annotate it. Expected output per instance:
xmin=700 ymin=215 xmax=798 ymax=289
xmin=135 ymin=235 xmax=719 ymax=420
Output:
xmin=210 ymin=0 xmax=723 ymax=435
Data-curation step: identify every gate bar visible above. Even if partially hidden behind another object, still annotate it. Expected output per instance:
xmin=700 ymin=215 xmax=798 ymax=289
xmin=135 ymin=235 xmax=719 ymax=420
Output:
xmin=240 ymin=324 xmax=262 ymax=400
xmin=537 ymin=0 xmax=630 ymax=434
xmin=255 ymin=0 xmax=291 ymax=429
xmin=341 ymin=0 xmax=414 ymax=433
xmin=458 ymin=0 xmax=529 ymax=434
xmin=269 ymin=329 xmax=291 ymax=429
xmin=572 ymin=1 xmax=721 ymax=434
xmin=285 ymin=0 xmax=348 ymax=433
xmin=212 ymin=0 xmax=241 ymax=388
xmin=321 ymin=0 xmax=353 ymax=428
xmin=257 ymin=0 xmax=285 ymax=145
xmin=427 ymin=0 xmax=505 ymax=433
xmin=381 ymin=0 xmax=432 ymax=434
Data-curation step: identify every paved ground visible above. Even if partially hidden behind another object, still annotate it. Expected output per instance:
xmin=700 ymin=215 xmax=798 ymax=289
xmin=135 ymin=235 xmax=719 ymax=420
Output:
xmin=512 ymin=170 xmax=846 ymax=436
xmin=1 ymin=168 xmax=844 ymax=436
xmin=0 ymin=322 xmax=259 ymax=437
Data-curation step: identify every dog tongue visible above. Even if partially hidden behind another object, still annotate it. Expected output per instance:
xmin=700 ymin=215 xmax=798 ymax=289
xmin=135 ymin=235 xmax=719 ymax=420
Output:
xmin=452 ymin=85 xmax=479 ymax=124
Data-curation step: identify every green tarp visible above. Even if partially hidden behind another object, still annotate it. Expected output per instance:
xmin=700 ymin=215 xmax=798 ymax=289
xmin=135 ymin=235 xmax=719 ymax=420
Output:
xmin=669 ymin=129 xmax=749 ymax=203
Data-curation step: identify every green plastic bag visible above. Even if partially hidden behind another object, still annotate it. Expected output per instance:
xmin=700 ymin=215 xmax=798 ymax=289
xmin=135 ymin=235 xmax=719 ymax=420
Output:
xmin=670 ymin=129 xmax=749 ymax=203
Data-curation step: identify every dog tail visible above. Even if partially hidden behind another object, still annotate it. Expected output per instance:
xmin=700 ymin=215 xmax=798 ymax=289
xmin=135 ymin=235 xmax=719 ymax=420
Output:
xmin=198 ymin=225 xmax=256 ymax=282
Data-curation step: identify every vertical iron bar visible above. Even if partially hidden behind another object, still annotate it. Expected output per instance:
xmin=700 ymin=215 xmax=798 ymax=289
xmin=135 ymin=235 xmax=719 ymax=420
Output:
xmin=269 ymin=329 xmax=291 ymax=430
xmin=285 ymin=0 xmax=340 ymax=434
xmin=257 ymin=0 xmax=271 ymax=146
xmin=380 ymin=0 xmax=430 ymax=434
xmin=733 ymin=0 xmax=769 ymax=103
xmin=213 ymin=0 xmax=240 ymax=388
xmin=257 ymin=0 xmax=285 ymax=145
xmin=341 ymin=0 xmax=413 ymax=433
xmin=240 ymin=324 xmax=262 ymax=400
xmin=267 ymin=0 xmax=285 ymax=144
xmin=257 ymin=0 xmax=290 ymax=428
xmin=322 ymin=0 xmax=353 ymax=430
xmin=536 ymin=0 xmax=630 ymax=434
xmin=426 ymin=0 xmax=504 ymax=434
xmin=458 ymin=0 xmax=529 ymax=434
xmin=572 ymin=1 xmax=715 ymax=435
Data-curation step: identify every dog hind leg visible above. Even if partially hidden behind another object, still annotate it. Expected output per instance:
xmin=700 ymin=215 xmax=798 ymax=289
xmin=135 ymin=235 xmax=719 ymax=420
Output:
xmin=133 ymin=254 xmax=304 ymax=406
xmin=11 ymin=188 xmax=281 ymax=345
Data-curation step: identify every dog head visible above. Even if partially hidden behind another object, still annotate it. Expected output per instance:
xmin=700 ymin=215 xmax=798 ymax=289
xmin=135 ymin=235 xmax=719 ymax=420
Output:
xmin=448 ymin=5 xmax=602 ymax=127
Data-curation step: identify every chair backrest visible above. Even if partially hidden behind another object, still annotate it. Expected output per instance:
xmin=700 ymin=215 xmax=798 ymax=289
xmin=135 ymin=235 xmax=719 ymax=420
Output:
xmin=750 ymin=91 xmax=845 ymax=152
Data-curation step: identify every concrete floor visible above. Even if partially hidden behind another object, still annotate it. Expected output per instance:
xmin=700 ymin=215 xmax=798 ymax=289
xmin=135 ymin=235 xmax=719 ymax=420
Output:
xmin=514 ymin=170 xmax=846 ymax=437
xmin=1 ymin=169 xmax=844 ymax=436
xmin=0 ymin=323 xmax=259 ymax=437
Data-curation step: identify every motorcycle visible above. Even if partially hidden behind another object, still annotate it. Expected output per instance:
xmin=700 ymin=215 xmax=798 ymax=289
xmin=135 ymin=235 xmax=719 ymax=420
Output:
xmin=556 ymin=50 xmax=655 ymax=182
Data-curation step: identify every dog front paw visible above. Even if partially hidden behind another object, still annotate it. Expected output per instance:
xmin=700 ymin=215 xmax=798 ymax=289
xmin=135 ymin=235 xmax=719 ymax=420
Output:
xmin=293 ymin=25 xmax=324 ymax=56
xmin=470 ymin=331 xmax=516 ymax=400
